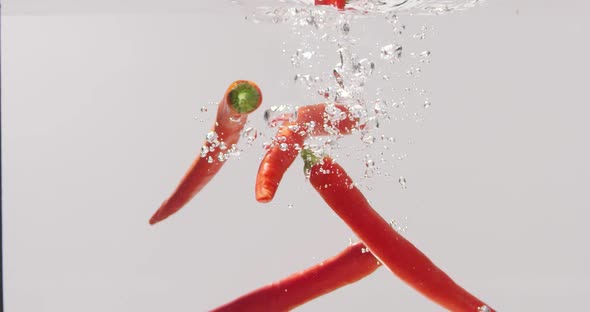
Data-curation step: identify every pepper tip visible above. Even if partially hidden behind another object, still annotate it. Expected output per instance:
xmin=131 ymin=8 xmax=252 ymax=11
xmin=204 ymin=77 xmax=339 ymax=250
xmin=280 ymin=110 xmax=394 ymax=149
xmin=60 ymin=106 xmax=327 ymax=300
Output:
xmin=255 ymin=189 xmax=274 ymax=203
xmin=149 ymin=210 xmax=164 ymax=225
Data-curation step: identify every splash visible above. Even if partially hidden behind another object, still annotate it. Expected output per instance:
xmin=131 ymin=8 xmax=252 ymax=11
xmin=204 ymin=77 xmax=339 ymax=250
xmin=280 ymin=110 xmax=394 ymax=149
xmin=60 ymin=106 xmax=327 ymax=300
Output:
xmin=235 ymin=0 xmax=484 ymax=16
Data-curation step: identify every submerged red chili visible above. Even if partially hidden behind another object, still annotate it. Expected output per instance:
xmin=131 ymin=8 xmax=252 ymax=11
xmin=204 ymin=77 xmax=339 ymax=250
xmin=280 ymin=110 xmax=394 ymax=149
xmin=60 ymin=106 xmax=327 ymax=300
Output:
xmin=149 ymin=80 xmax=262 ymax=225
xmin=315 ymin=0 xmax=346 ymax=10
xmin=255 ymin=103 xmax=359 ymax=203
xmin=303 ymin=150 xmax=495 ymax=312
xmin=211 ymin=242 xmax=380 ymax=312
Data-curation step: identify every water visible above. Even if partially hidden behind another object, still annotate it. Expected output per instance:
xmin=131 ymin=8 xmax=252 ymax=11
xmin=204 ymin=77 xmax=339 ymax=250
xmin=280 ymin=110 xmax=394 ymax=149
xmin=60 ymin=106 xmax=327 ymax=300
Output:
xmin=242 ymin=127 xmax=259 ymax=145
xmin=263 ymin=104 xmax=297 ymax=127
xmin=240 ymin=0 xmax=443 ymax=192
xmin=2 ymin=1 xmax=498 ymax=311
xmin=7 ymin=1 xmax=590 ymax=311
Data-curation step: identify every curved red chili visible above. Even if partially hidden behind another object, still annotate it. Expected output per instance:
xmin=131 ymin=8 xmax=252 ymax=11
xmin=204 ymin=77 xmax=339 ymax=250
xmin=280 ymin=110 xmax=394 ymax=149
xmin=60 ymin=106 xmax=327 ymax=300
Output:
xmin=255 ymin=103 xmax=359 ymax=203
xmin=211 ymin=242 xmax=380 ymax=312
xmin=255 ymin=121 xmax=305 ymax=203
xmin=149 ymin=80 xmax=263 ymax=225
xmin=302 ymin=150 xmax=495 ymax=312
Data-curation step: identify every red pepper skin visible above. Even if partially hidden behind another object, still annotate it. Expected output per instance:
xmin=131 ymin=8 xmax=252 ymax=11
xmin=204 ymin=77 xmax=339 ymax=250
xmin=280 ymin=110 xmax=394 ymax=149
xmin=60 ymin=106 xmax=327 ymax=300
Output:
xmin=296 ymin=103 xmax=358 ymax=136
xmin=149 ymin=81 xmax=262 ymax=225
xmin=255 ymin=103 xmax=358 ymax=203
xmin=211 ymin=242 xmax=380 ymax=312
xmin=308 ymin=156 xmax=495 ymax=312
xmin=315 ymin=0 xmax=346 ymax=10
xmin=255 ymin=122 xmax=305 ymax=203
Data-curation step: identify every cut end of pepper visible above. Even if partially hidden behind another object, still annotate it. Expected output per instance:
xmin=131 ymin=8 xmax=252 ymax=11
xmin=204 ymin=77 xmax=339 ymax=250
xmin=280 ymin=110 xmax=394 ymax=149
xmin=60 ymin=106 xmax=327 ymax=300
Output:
xmin=227 ymin=80 xmax=262 ymax=114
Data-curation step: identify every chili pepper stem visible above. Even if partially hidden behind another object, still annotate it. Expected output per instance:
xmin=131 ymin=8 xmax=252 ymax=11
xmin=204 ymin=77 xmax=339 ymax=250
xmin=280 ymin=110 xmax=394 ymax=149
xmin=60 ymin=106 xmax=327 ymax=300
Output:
xmin=301 ymin=148 xmax=322 ymax=176
xmin=149 ymin=80 xmax=262 ymax=225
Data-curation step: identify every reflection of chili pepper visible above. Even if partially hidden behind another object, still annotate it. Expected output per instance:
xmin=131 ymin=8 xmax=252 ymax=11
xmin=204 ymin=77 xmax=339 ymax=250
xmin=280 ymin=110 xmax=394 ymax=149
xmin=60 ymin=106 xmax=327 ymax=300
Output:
xmin=255 ymin=103 xmax=358 ymax=203
xmin=149 ymin=80 xmax=262 ymax=225
xmin=302 ymin=150 xmax=495 ymax=312
xmin=315 ymin=0 xmax=346 ymax=10
xmin=211 ymin=242 xmax=380 ymax=312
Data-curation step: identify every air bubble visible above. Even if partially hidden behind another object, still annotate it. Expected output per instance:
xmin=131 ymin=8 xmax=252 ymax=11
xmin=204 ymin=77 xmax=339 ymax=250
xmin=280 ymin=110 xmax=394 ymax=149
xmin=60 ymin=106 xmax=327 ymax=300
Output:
xmin=264 ymin=105 xmax=294 ymax=127
xmin=341 ymin=22 xmax=350 ymax=35
xmin=362 ymin=134 xmax=376 ymax=145
xmin=287 ymin=124 xmax=301 ymax=132
xmin=398 ymin=176 xmax=407 ymax=189
xmin=333 ymin=68 xmax=345 ymax=88
xmin=318 ymin=87 xmax=332 ymax=99
xmin=229 ymin=116 xmax=242 ymax=123
xmin=385 ymin=13 xmax=398 ymax=24
xmin=302 ymin=51 xmax=314 ymax=60
xmin=206 ymin=131 xmax=218 ymax=143
xmin=243 ymin=127 xmax=258 ymax=144
xmin=200 ymin=146 xmax=208 ymax=158
xmin=380 ymin=44 xmax=402 ymax=62
xmin=390 ymin=217 xmax=408 ymax=233
xmin=353 ymin=58 xmax=375 ymax=77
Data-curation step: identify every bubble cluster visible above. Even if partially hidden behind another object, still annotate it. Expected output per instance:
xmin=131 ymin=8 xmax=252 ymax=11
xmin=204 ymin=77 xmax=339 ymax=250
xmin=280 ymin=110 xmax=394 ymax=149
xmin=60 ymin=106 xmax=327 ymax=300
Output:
xmin=199 ymin=131 xmax=240 ymax=162
xmin=390 ymin=217 xmax=409 ymax=233
xmin=380 ymin=44 xmax=403 ymax=62
xmin=243 ymin=127 xmax=258 ymax=145
xmin=242 ymin=0 xmax=447 ymax=190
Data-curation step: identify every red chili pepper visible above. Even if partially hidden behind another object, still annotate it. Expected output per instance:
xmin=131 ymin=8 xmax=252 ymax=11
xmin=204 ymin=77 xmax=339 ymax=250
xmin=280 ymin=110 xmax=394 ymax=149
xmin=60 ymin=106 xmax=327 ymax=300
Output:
xmin=302 ymin=150 xmax=495 ymax=312
xmin=149 ymin=80 xmax=262 ymax=225
xmin=315 ymin=0 xmax=346 ymax=10
xmin=211 ymin=242 xmax=380 ymax=312
xmin=255 ymin=121 xmax=305 ymax=203
xmin=255 ymin=103 xmax=359 ymax=203
xmin=296 ymin=103 xmax=358 ymax=136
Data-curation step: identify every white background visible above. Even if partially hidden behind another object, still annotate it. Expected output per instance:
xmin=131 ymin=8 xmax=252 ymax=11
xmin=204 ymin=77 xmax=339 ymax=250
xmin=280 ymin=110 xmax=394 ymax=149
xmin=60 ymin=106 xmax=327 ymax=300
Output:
xmin=2 ymin=0 xmax=590 ymax=311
